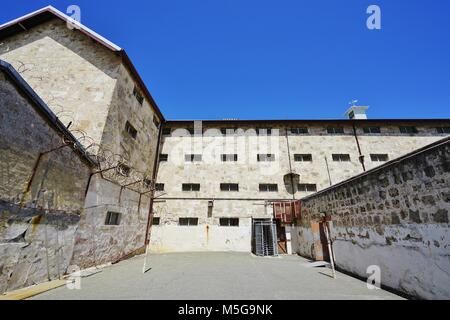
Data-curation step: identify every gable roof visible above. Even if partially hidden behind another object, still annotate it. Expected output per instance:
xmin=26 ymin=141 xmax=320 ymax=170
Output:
xmin=0 ymin=6 xmax=165 ymax=121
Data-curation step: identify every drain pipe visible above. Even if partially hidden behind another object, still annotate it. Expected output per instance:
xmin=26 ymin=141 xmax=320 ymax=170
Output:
xmin=352 ymin=122 xmax=366 ymax=172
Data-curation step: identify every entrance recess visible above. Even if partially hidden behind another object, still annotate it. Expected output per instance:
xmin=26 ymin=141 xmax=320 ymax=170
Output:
xmin=252 ymin=219 xmax=278 ymax=256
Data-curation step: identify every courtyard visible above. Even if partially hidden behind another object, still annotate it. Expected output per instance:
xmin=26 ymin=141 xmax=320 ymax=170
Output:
xmin=31 ymin=252 xmax=403 ymax=300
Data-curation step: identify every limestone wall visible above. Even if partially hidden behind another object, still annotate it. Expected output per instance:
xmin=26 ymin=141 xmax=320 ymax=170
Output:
xmin=0 ymin=69 xmax=92 ymax=293
xmin=294 ymin=138 xmax=450 ymax=299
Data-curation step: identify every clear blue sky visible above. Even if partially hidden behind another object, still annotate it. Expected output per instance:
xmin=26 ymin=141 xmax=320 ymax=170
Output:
xmin=2 ymin=1 xmax=450 ymax=120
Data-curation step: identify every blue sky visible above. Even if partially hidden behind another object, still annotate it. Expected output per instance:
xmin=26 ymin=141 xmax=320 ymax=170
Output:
xmin=2 ymin=1 xmax=450 ymax=120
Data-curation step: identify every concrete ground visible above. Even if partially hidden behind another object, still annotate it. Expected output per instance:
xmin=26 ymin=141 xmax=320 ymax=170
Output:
xmin=31 ymin=252 xmax=403 ymax=300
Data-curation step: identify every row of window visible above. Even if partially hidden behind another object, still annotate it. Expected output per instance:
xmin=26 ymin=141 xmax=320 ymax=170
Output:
xmin=152 ymin=217 xmax=239 ymax=227
xmin=160 ymin=153 xmax=390 ymax=163
xmin=156 ymin=183 xmax=317 ymax=192
xmin=161 ymin=126 xmax=450 ymax=136
xmin=105 ymin=213 xmax=239 ymax=227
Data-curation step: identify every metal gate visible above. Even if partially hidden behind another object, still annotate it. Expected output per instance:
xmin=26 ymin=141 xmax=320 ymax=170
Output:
xmin=253 ymin=219 xmax=278 ymax=256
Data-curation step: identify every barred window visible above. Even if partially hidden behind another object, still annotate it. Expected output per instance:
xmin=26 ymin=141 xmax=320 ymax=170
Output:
xmin=155 ymin=183 xmax=165 ymax=191
xmin=399 ymin=126 xmax=418 ymax=134
xmin=327 ymin=127 xmax=344 ymax=134
xmin=105 ymin=211 xmax=121 ymax=225
xmin=221 ymin=154 xmax=238 ymax=162
xmin=179 ymin=218 xmax=198 ymax=226
xmin=259 ymin=184 xmax=278 ymax=192
xmin=133 ymin=86 xmax=144 ymax=105
xmin=182 ymin=183 xmax=200 ymax=191
xmin=152 ymin=217 xmax=160 ymax=225
xmin=290 ymin=127 xmax=309 ymax=135
xmin=185 ymin=154 xmax=202 ymax=162
xmin=298 ymin=184 xmax=317 ymax=192
xmin=220 ymin=183 xmax=239 ymax=191
xmin=159 ymin=154 xmax=168 ymax=162
xmin=257 ymin=154 xmax=276 ymax=162
xmin=370 ymin=154 xmax=389 ymax=162
xmin=436 ymin=127 xmax=450 ymax=134
xmin=363 ymin=126 xmax=381 ymax=134
xmin=332 ymin=154 xmax=351 ymax=162
xmin=125 ymin=121 xmax=137 ymax=139
xmin=219 ymin=218 xmax=239 ymax=227
xmin=256 ymin=128 xmax=272 ymax=135
xmin=294 ymin=154 xmax=312 ymax=162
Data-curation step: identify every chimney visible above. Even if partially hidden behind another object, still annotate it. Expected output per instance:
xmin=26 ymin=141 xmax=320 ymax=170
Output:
xmin=345 ymin=106 xmax=369 ymax=120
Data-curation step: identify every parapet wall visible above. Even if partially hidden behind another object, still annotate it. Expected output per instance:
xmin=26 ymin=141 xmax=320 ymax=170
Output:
xmin=294 ymin=137 xmax=450 ymax=299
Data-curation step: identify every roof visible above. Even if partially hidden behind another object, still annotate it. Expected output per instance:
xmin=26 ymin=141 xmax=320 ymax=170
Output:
xmin=0 ymin=6 xmax=165 ymax=121
xmin=164 ymin=118 xmax=450 ymax=126
xmin=0 ymin=59 xmax=97 ymax=167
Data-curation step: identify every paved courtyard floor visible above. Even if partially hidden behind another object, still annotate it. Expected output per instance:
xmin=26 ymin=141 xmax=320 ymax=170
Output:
xmin=31 ymin=252 xmax=403 ymax=300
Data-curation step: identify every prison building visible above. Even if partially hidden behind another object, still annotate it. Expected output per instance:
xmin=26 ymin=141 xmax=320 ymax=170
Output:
xmin=150 ymin=118 xmax=450 ymax=253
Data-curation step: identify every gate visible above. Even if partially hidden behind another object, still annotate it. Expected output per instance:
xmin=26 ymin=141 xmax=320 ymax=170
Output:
xmin=252 ymin=219 xmax=278 ymax=256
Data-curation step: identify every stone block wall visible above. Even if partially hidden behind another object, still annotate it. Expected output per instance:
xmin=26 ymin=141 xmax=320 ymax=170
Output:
xmin=294 ymin=138 xmax=450 ymax=299
xmin=0 ymin=68 xmax=92 ymax=293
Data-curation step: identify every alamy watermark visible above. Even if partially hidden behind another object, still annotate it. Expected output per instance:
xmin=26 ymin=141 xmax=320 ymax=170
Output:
xmin=367 ymin=5 xmax=381 ymax=30
xmin=366 ymin=265 xmax=381 ymax=289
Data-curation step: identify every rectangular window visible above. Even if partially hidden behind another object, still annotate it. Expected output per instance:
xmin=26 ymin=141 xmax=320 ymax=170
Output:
xmin=153 ymin=116 xmax=161 ymax=128
xmin=185 ymin=154 xmax=202 ymax=162
xmin=155 ymin=183 xmax=165 ymax=191
xmin=363 ymin=126 xmax=381 ymax=134
xmin=133 ymin=86 xmax=144 ymax=105
xmin=105 ymin=211 xmax=121 ymax=225
xmin=327 ymin=127 xmax=345 ymax=134
xmin=294 ymin=154 xmax=312 ymax=162
xmin=179 ymin=218 xmax=198 ymax=226
xmin=219 ymin=218 xmax=239 ymax=227
xmin=399 ymin=126 xmax=418 ymax=134
xmin=152 ymin=217 xmax=160 ymax=225
xmin=221 ymin=154 xmax=238 ymax=162
xmin=162 ymin=128 xmax=171 ymax=136
xmin=220 ymin=183 xmax=239 ymax=192
xmin=159 ymin=154 xmax=168 ymax=162
xmin=221 ymin=128 xmax=236 ymax=135
xmin=332 ymin=154 xmax=351 ymax=162
xmin=117 ymin=163 xmax=131 ymax=177
xmin=257 ymin=154 xmax=276 ymax=162
xmin=370 ymin=154 xmax=389 ymax=162
xmin=298 ymin=183 xmax=317 ymax=192
xmin=290 ymin=127 xmax=309 ymax=135
xmin=436 ymin=127 xmax=450 ymax=134
xmin=182 ymin=183 xmax=200 ymax=191
xmin=259 ymin=184 xmax=278 ymax=192
xmin=256 ymin=128 xmax=272 ymax=135
xmin=125 ymin=121 xmax=137 ymax=139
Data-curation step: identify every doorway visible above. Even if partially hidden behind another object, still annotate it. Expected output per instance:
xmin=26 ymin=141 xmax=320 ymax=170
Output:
xmin=252 ymin=219 xmax=278 ymax=256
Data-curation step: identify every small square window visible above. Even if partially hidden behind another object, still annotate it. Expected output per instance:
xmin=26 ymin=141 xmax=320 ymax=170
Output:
xmin=259 ymin=184 xmax=278 ymax=192
xmin=399 ymin=126 xmax=418 ymax=134
xmin=298 ymin=183 xmax=317 ymax=192
xmin=221 ymin=128 xmax=236 ymax=135
xmin=182 ymin=183 xmax=200 ymax=191
xmin=436 ymin=127 xmax=450 ymax=134
xmin=256 ymin=128 xmax=272 ymax=135
xmin=219 ymin=218 xmax=239 ymax=227
xmin=220 ymin=183 xmax=239 ymax=192
xmin=332 ymin=154 xmax=351 ymax=162
xmin=290 ymin=127 xmax=309 ymax=135
xmin=133 ymin=86 xmax=144 ymax=105
xmin=363 ymin=126 xmax=381 ymax=134
xmin=185 ymin=154 xmax=202 ymax=162
xmin=179 ymin=218 xmax=198 ymax=226
xmin=152 ymin=217 xmax=160 ymax=225
xmin=155 ymin=183 xmax=165 ymax=191
xmin=257 ymin=154 xmax=276 ymax=162
xmin=105 ymin=211 xmax=121 ymax=225
xmin=159 ymin=154 xmax=168 ymax=162
xmin=327 ymin=127 xmax=345 ymax=134
xmin=370 ymin=154 xmax=389 ymax=162
xmin=294 ymin=154 xmax=312 ymax=162
xmin=221 ymin=154 xmax=238 ymax=162
xmin=125 ymin=121 xmax=137 ymax=139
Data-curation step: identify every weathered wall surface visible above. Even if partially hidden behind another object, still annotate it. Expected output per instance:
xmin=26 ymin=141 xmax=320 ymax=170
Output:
xmin=152 ymin=122 xmax=449 ymax=253
xmin=0 ymin=19 xmax=161 ymax=276
xmin=0 ymin=70 xmax=91 ymax=293
xmin=0 ymin=19 xmax=119 ymax=150
xmin=294 ymin=138 xmax=450 ymax=299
